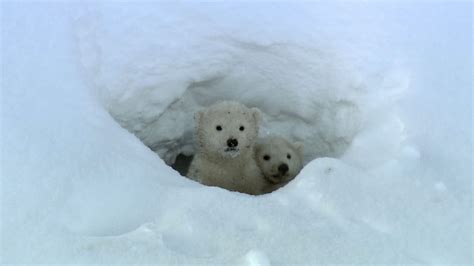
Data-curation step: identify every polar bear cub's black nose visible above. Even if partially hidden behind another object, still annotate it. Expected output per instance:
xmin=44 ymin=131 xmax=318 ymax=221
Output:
xmin=278 ymin=163 xmax=289 ymax=174
xmin=227 ymin=138 xmax=239 ymax=148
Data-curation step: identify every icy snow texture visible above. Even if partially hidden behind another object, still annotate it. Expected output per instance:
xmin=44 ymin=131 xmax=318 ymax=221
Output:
xmin=1 ymin=1 xmax=472 ymax=265
xmin=77 ymin=3 xmax=368 ymax=164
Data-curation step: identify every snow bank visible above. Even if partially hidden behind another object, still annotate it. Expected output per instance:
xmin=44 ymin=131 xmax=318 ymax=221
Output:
xmin=78 ymin=3 xmax=373 ymax=164
xmin=1 ymin=1 xmax=471 ymax=264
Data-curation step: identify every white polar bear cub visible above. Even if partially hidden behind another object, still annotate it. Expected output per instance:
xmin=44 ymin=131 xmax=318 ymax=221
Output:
xmin=255 ymin=136 xmax=304 ymax=192
xmin=187 ymin=101 xmax=266 ymax=195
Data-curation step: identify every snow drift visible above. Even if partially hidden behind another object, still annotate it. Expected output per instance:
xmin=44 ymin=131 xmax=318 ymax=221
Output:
xmin=77 ymin=3 xmax=369 ymax=165
xmin=1 ymin=1 xmax=472 ymax=264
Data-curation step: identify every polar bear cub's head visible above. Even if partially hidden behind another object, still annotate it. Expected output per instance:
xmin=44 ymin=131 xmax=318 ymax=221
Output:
xmin=195 ymin=101 xmax=261 ymax=159
xmin=255 ymin=136 xmax=304 ymax=184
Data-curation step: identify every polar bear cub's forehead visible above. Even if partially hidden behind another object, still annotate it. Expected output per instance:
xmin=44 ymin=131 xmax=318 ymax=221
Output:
xmin=206 ymin=101 xmax=254 ymax=116
xmin=196 ymin=101 xmax=261 ymax=125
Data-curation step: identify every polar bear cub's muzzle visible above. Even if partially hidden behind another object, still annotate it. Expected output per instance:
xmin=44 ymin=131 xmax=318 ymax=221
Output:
xmin=223 ymin=137 xmax=240 ymax=157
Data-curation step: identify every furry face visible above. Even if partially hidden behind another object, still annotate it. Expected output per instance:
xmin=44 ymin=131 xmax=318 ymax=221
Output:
xmin=195 ymin=101 xmax=261 ymax=159
xmin=255 ymin=136 xmax=304 ymax=184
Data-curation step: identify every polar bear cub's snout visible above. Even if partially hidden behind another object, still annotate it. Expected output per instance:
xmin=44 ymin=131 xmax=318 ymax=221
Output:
xmin=226 ymin=137 xmax=238 ymax=148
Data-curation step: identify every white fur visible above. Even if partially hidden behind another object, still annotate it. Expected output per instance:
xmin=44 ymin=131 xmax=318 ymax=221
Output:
xmin=255 ymin=136 xmax=304 ymax=193
xmin=187 ymin=101 xmax=266 ymax=195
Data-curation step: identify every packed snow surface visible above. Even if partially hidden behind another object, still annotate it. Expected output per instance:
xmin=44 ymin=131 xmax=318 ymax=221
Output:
xmin=1 ymin=1 xmax=472 ymax=264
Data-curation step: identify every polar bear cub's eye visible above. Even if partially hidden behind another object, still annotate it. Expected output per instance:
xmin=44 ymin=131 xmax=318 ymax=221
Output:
xmin=239 ymin=126 xmax=245 ymax=131
xmin=263 ymin=155 xmax=270 ymax=161
xmin=216 ymin=125 xmax=222 ymax=131
xmin=287 ymin=153 xmax=292 ymax=159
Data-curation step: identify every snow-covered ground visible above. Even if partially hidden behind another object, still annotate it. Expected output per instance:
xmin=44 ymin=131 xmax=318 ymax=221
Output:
xmin=1 ymin=1 xmax=472 ymax=264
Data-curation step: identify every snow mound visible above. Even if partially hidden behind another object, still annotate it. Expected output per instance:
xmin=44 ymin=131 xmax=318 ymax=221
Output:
xmin=78 ymin=4 xmax=375 ymax=165
xmin=2 ymin=1 xmax=471 ymax=264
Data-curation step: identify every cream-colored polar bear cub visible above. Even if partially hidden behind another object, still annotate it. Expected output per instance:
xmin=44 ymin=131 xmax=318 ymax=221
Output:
xmin=187 ymin=101 xmax=266 ymax=195
xmin=255 ymin=136 xmax=304 ymax=193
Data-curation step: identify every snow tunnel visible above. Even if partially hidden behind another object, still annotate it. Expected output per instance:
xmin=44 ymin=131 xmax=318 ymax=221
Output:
xmin=71 ymin=0 xmax=414 ymax=197
xmin=79 ymin=23 xmax=368 ymax=192
xmin=6 ymin=2 xmax=471 ymax=264
xmin=97 ymin=43 xmax=364 ymax=186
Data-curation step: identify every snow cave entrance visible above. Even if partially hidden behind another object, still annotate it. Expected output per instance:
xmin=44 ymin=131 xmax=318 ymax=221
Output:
xmin=101 ymin=43 xmax=364 ymax=193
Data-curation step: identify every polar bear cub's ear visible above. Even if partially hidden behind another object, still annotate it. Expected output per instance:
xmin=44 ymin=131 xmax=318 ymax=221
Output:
xmin=250 ymin=107 xmax=262 ymax=124
xmin=294 ymin=141 xmax=304 ymax=156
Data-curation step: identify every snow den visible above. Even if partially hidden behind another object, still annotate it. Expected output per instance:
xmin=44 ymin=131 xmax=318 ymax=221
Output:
xmin=3 ymin=2 xmax=471 ymax=264
xmin=83 ymin=27 xmax=365 ymax=179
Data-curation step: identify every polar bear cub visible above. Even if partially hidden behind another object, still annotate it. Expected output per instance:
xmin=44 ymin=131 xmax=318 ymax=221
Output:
xmin=255 ymin=136 xmax=304 ymax=192
xmin=187 ymin=101 xmax=266 ymax=195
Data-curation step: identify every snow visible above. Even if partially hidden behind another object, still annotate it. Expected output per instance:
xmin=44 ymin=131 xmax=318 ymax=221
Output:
xmin=1 ymin=1 xmax=472 ymax=264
